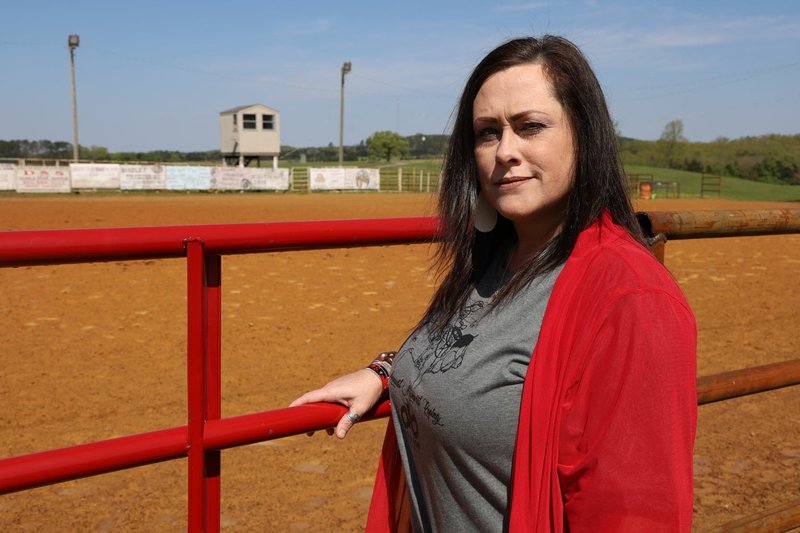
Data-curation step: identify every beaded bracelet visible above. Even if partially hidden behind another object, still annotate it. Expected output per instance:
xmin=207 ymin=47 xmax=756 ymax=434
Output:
xmin=367 ymin=362 xmax=390 ymax=390
xmin=374 ymin=351 xmax=397 ymax=365
xmin=366 ymin=351 xmax=396 ymax=391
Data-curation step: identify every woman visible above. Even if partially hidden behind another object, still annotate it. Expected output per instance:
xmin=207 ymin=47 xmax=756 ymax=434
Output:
xmin=291 ymin=35 xmax=696 ymax=532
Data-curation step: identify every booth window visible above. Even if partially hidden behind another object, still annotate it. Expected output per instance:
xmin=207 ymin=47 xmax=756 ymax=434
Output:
xmin=262 ymin=114 xmax=274 ymax=130
xmin=243 ymin=114 xmax=256 ymax=129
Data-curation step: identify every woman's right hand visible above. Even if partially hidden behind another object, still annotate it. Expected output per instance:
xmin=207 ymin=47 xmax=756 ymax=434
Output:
xmin=289 ymin=368 xmax=384 ymax=439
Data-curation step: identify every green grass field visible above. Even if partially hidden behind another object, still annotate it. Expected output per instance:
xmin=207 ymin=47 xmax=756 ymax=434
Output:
xmin=373 ymin=162 xmax=800 ymax=202
xmin=624 ymin=165 xmax=800 ymax=201
xmin=292 ymin=160 xmax=800 ymax=202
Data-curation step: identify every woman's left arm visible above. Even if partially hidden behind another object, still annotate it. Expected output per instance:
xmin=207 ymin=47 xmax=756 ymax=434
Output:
xmin=558 ymin=289 xmax=697 ymax=532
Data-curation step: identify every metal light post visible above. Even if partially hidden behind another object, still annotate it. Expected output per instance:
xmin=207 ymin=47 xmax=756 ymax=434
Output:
xmin=339 ymin=61 xmax=351 ymax=167
xmin=68 ymin=34 xmax=80 ymax=162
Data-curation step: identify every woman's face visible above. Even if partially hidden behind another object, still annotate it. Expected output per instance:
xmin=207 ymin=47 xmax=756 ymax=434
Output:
xmin=473 ymin=63 xmax=576 ymax=236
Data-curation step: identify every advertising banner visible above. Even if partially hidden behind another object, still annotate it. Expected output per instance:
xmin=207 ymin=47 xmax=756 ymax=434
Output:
xmin=165 ymin=166 xmax=212 ymax=190
xmin=309 ymin=167 xmax=345 ymax=190
xmin=15 ymin=166 xmax=71 ymax=193
xmin=69 ymin=163 xmax=121 ymax=189
xmin=346 ymin=168 xmax=379 ymax=190
xmin=309 ymin=168 xmax=380 ymax=190
xmin=0 ymin=163 xmax=15 ymax=190
xmin=120 ymin=164 xmax=167 ymax=190
xmin=249 ymin=168 xmax=290 ymax=190
xmin=211 ymin=167 xmax=290 ymax=191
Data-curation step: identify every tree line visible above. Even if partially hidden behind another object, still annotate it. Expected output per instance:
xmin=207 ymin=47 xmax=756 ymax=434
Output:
xmin=0 ymin=139 xmax=220 ymax=163
xmin=620 ymin=120 xmax=800 ymax=185
xmin=0 ymin=133 xmax=447 ymax=164
xmin=280 ymin=133 xmax=448 ymax=163
xmin=2 ymin=125 xmax=798 ymax=184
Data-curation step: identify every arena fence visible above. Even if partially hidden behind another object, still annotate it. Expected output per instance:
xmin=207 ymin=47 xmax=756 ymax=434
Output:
xmin=0 ymin=160 xmax=441 ymax=193
xmin=1 ymin=209 xmax=799 ymax=532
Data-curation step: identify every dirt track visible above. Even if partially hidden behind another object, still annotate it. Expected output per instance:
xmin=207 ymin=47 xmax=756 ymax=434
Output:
xmin=1 ymin=193 xmax=798 ymax=531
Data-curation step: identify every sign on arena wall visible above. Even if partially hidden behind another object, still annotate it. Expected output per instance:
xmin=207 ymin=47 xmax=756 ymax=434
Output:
xmin=0 ymin=163 xmax=15 ymax=190
xmin=165 ymin=166 xmax=212 ymax=190
xmin=309 ymin=168 xmax=380 ymax=190
xmin=248 ymin=168 xmax=290 ymax=190
xmin=69 ymin=163 xmax=121 ymax=189
xmin=120 ymin=164 xmax=167 ymax=190
xmin=15 ymin=166 xmax=71 ymax=193
xmin=210 ymin=167 xmax=290 ymax=191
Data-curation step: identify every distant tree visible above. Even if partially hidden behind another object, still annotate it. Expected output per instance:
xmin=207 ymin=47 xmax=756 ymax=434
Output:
xmin=84 ymin=145 xmax=110 ymax=161
xmin=407 ymin=133 xmax=448 ymax=158
xmin=0 ymin=139 xmax=76 ymax=159
xmin=0 ymin=140 xmax=17 ymax=157
xmin=342 ymin=145 xmax=363 ymax=161
xmin=52 ymin=141 xmax=71 ymax=158
xmin=659 ymin=119 xmax=688 ymax=168
xmin=682 ymin=157 xmax=703 ymax=172
xmin=185 ymin=150 xmax=221 ymax=162
xmin=613 ymin=119 xmax=624 ymax=140
xmin=660 ymin=119 xmax=687 ymax=144
xmin=366 ymin=131 xmax=410 ymax=161
xmin=755 ymin=154 xmax=799 ymax=184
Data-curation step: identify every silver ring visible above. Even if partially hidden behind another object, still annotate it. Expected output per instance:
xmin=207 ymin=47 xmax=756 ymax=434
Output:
xmin=346 ymin=411 xmax=361 ymax=423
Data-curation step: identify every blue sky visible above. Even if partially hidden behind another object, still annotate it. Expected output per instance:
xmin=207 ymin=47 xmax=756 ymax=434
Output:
xmin=1 ymin=0 xmax=798 ymax=152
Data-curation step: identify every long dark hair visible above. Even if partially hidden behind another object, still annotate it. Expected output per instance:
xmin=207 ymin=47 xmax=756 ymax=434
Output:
xmin=424 ymin=35 xmax=644 ymax=332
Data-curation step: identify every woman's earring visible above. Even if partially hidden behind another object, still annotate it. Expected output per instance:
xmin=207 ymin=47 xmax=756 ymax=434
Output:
xmin=474 ymin=192 xmax=497 ymax=233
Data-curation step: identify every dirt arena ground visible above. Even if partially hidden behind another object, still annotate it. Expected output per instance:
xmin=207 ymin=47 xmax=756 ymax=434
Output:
xmin=1 ymin=193 xmax=798 ymax=532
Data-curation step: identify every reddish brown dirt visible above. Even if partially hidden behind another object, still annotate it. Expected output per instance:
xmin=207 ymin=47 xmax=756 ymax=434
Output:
xmin=0 ymin=193 xmax=798 ymax=532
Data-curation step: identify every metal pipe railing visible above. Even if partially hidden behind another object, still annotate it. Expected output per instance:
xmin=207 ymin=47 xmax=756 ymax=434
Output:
xmin=697 ymin=358 xmax=800 ymax=405
xmin=4 ymin=209 xmax=799 ymax=267
xmin=640 ymin=209 xmax=800 ymax=239
xmin=3 ymin=354 xmax=798 ymax=495
xmin=0 ymin=426 xmax=188 ymax=494
xmin=0 ymin=402 xmax=391 ymax=495
xmin=704 ymin=497 xmax=800 ymax=533
xmin=0 ymin=216 xmax=440 ymax=267
xmin=2 ymin=209 xmax=800 ymax=532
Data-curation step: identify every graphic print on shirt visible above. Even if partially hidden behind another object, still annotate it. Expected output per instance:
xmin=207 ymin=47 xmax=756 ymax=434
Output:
xmin=408 ymin=301 xmax=484 ymax=385
xmin=394 ymin=301 xmax=486 ymax=448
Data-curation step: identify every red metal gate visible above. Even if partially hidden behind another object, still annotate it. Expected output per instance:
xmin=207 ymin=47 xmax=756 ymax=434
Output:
xmin=1 ymin=210 xmax=799 ymax=531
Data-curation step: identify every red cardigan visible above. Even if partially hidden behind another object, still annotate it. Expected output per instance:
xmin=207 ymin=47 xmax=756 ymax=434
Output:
xmin=367 ymin=213 xmax=697 ymax=532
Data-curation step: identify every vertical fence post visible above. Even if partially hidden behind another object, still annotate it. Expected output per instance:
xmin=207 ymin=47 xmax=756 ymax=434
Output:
xmin=185 ymin=240 xmax=222 ymax=533
xmin=205 ymin=253 xmax=222 ymax=530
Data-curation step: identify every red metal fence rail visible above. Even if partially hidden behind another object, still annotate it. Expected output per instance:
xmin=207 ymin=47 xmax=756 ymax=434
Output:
xmin=1 ymin=209 xmax=799 ymax=532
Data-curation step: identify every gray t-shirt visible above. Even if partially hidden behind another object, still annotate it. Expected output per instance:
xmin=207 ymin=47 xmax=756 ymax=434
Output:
xmin=389 ymin=255 xmax=563 ymax=533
